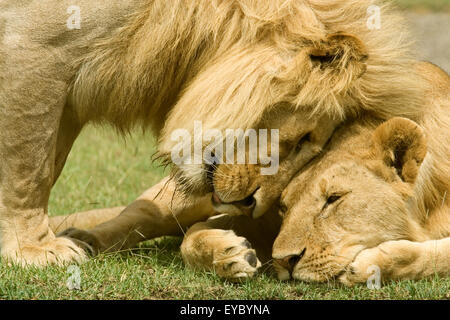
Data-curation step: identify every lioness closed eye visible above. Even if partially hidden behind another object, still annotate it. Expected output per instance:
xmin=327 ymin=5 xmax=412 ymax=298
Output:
xmin=273 ymin=117 xmax=450 ymax=285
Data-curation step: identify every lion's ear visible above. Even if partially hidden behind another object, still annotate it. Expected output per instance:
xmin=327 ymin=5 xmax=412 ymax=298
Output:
xmin=371 ymin=117 xmax=427 ymax=184
xmin=309 ymin=32 xmax=369 ymax=78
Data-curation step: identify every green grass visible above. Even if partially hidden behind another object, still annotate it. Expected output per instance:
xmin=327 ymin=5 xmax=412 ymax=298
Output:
xmin=1 ymin=237 xmax=449 ymax=300
xmin=394 ymin=0 xmax=450 ymax=11
xmin=0 ymin=126 xmax=448 ymax=300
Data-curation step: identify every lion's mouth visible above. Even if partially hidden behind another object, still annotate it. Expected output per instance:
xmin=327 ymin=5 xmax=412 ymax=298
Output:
xmin=284 ymin=247 xmax=366 ymax=283
xmin=294 ymin=247 xmax=366 ymax=282
xmin=211 ymin=187 xmax=259 ymax=216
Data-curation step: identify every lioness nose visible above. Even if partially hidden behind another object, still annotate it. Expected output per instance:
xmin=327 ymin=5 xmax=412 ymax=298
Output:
xmin=274 ymin=249 xmax=305 ymax=273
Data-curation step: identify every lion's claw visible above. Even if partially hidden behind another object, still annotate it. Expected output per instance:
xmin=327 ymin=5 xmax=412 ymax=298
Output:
xmin=58 ymin=228 xmax=103 ymax=256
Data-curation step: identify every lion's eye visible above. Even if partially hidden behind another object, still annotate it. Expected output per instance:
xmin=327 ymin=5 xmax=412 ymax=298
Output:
xmin=295 ymin=132 xmax=311 ymax=152
xmin=322 ymin=194 xmax=342 ymax=210
xmin=327 ymin=195 xmax=341 ymax=205
xmin=279 ymin=202 xmax=288 ymax=217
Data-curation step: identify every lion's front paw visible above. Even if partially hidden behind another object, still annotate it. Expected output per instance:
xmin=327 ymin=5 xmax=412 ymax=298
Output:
xmin=339 ymin=240 xmax=420 ymax=286
xmin=1 ymin=236 xmax=88 ymax=267
xmin=57 ymin=228 xmax=103 ymax=255
xmin=212 ymin=237 xmax=261 ymax=281
xmin=339 ymin=247 xmax=385 ymax=286
xmin=182 ymin=229 xmax=261 ymax=281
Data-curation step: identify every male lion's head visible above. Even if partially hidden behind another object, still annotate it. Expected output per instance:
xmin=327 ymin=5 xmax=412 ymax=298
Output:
xmin=157 ymin=1 xmax=424 ymax=218
xmin=272 ymin=117 xmax=428 ymax=282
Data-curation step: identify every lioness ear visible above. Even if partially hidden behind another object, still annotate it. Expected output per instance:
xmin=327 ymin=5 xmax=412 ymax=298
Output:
xmin=309 ymin=32 xmax=369 ymax=78
xmin=371 ymin=117 xmax=427 ymax=184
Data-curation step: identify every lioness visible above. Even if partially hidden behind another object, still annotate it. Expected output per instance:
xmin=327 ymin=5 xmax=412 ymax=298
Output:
xmin=0 ymin=0 xmax=426 ymax=265
xmin=273 ymin=116 xmax=449 ymax=284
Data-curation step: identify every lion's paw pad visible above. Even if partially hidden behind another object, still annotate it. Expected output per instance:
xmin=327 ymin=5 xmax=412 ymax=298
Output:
xmin=213 ymin=236 xmax=261 ymax=280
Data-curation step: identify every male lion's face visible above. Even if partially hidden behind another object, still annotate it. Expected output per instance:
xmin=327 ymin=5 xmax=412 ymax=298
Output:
xmin=172 ymin=106 xmax=340 ymax=219
xmin=272 ymin=117 xmax=428 ymax=282
xmin=158 ymin=32 xmax=370 ymax=219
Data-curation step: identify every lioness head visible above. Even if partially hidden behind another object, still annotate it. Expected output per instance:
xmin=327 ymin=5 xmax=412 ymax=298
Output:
xmin=272 ymin=117 xmax=428 ymax=281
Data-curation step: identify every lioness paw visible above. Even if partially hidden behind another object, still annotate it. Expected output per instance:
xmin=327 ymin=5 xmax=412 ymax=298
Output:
xmin=339 ymin=240 xmax=421 ymax=286
xmin=213 ymin=239 xmax=261 ymax=281
xmin=339 ymin=247 xmax=384 ymax=286
xmin=181 ymin=229 xmax=261 ymax=281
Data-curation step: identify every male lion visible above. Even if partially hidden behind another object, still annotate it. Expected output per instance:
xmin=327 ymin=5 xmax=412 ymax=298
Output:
xmin=0 ymin=0 xmax=425 ymax=265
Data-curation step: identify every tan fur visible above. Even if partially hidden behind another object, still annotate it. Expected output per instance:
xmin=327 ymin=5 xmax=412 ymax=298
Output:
xmin=0 ymin=0 xmax=431 ymax=265
xmin=50 ymin=207 xmax=125 ymax=235
xmin=273 ymin=114 xmax=449 ymax=284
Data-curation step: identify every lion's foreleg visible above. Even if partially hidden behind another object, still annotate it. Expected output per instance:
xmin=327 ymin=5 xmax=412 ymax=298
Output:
xmin=340 ymin=238 xmax=450 ymax=285
xmin=50 ymin=207 xmax=125 ymax=234
xmin=53 ymin=105 xmax=83 ymax=184
xmin=59 ymin=177 xmax=216 ymax=253
xmin=0 ymin=71 xmax=87 ymax=265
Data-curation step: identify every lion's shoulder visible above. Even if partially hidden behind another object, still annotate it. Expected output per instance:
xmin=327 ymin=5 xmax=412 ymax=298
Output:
xmin=415 ymin=61 xmax=450 ymax=93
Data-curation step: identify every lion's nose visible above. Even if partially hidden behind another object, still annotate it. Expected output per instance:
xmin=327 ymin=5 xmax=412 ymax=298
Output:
xmin=274 ymin=248 xmax=306 ymax=273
